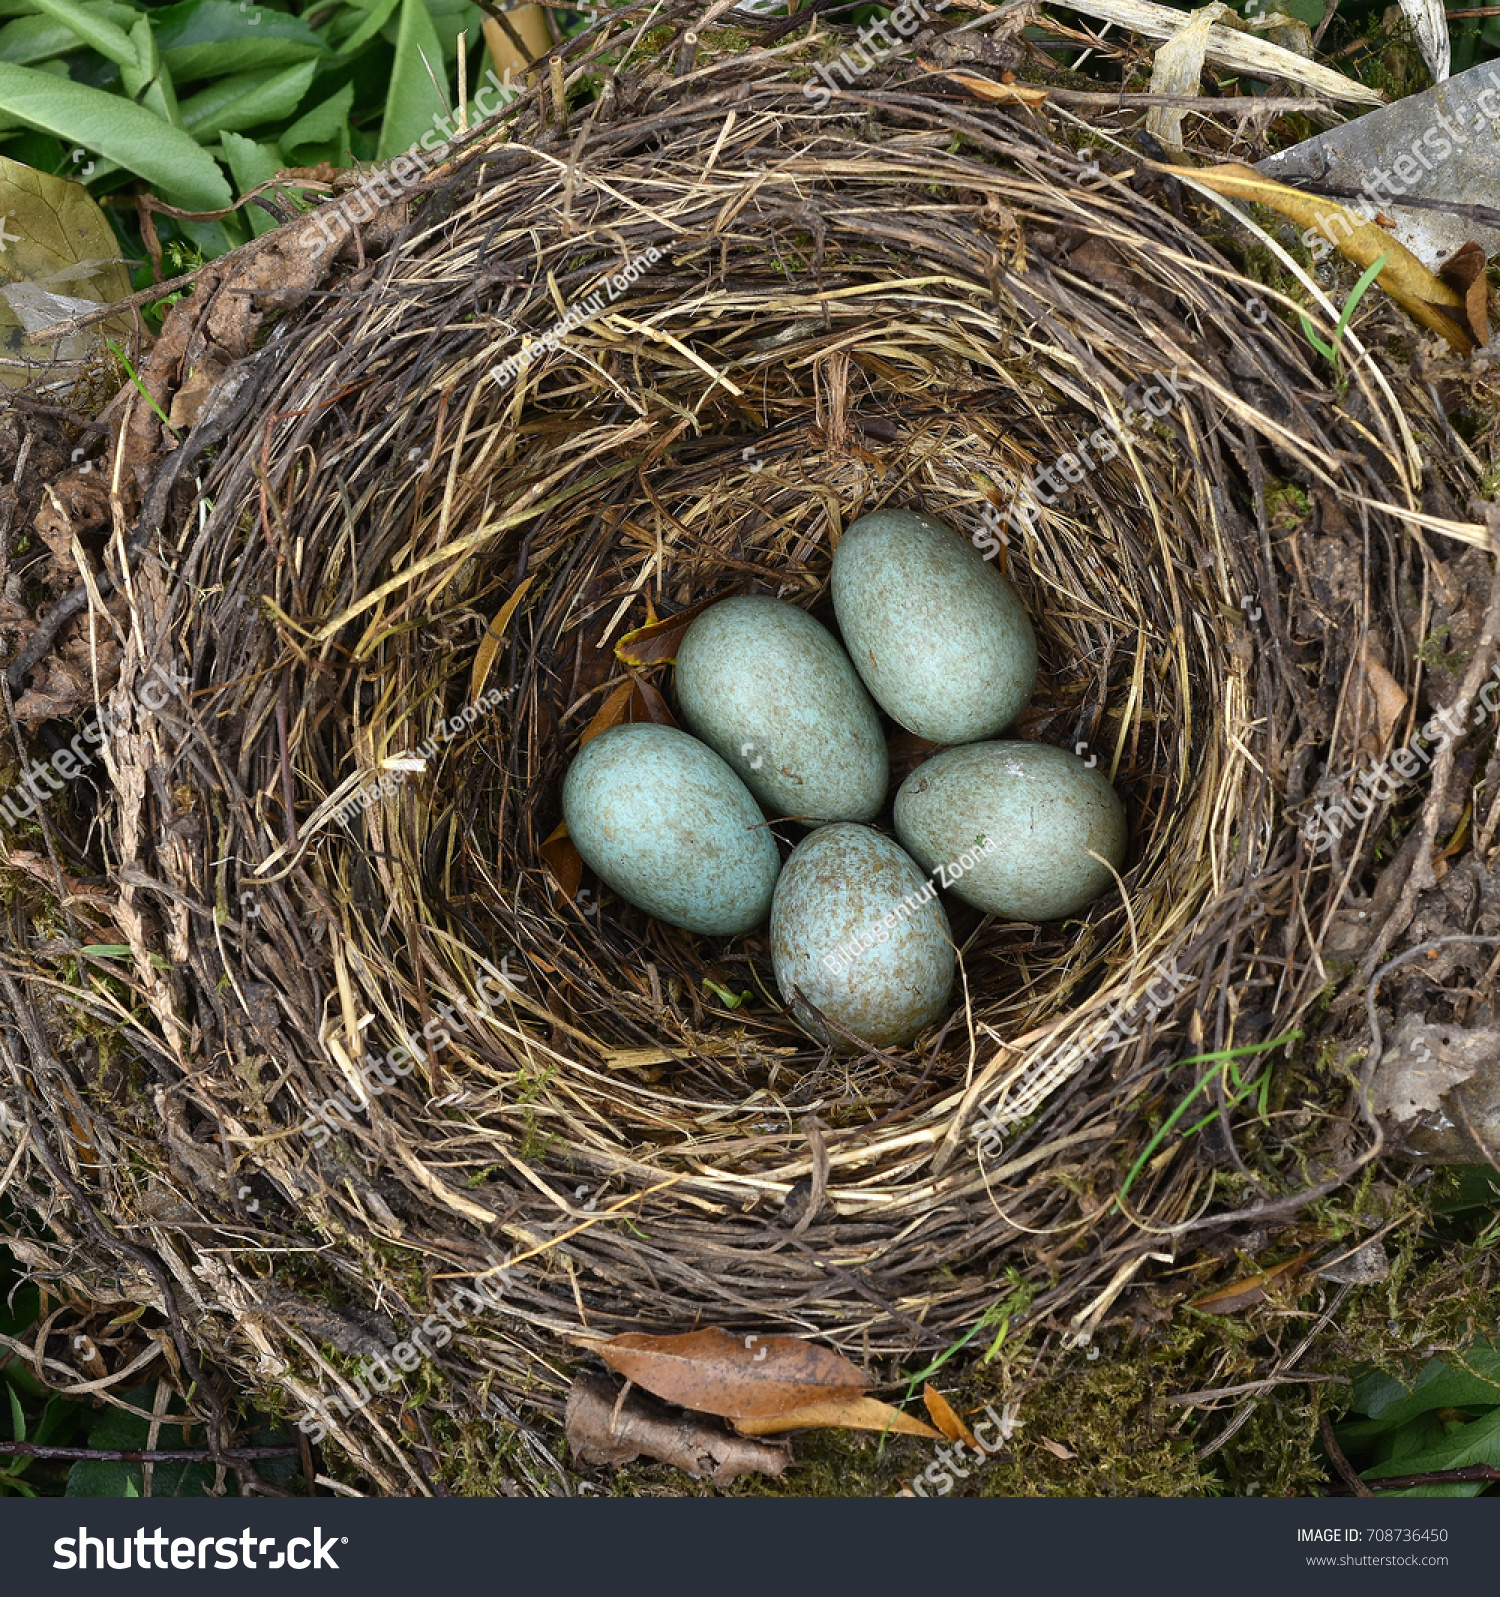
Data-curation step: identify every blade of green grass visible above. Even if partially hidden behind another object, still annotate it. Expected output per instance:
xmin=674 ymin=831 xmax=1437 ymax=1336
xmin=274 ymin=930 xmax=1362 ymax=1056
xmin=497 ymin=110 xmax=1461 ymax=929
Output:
xmin=1300 ymin=252 xmax=1389 ymax=365
xmin=1114 ymin=1030 xmax=1302 ymax=1210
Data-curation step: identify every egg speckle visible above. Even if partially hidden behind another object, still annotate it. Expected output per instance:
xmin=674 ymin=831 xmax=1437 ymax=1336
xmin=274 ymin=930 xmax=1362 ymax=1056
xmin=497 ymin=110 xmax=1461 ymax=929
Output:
xmin=562 ymin=723 xmax=781 ymax=935
xmin=894 ymin=741 xmax=1126 ymax=921
xmin=831 ymin=508 xmax=1038 ymax=744
xmin=771 ymin=823 xmax=952 ymax=1049
xmin=674 ymin=596 xmax=887 ymax=823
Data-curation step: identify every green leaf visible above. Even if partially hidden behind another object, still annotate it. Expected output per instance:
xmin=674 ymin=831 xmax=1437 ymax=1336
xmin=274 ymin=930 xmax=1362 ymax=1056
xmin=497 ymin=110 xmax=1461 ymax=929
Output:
xmin=66 ymin=1458 xmax=142 ymax=1495
xmin=178 ymin=58 xmax=316 ymax=140
xmin=152 ymin=0 xmax=325 ymax=80
xmin=7 ymin=1383 xmax=24 ymax=1444
xmin=119 ymin=11 xmax=152 ymax=93
xmin=336 ymin=0 xmax=400 ymax=55
xmin=1362 ymin=1405 xmax=1500 ymax=1498
xmin=279 ymin=80 xmax=352 ymax=150
xmin=18 ymin=0 xmax=137 ymax=67
xmin=424 ymin=0 xmax=480 ymax=64
xmin=173 ymin=214 xmax=243 ymax=258
xmin=80 ymin=923 xmax=173 ymax=970
xmin=220 ymin=130 xmax=282 ymax=235
xmin=0 ymin=1279 xmax=39 ymax=1339
xmin=1346 ymin=1368 xmax=1406 ymax=1421
xmin=377 ymin=0 xmax=447 ymax=161
xmin=1246 ymin=0 xmax=1323 ymax=22
xmin=32 ymin=1394 xmax=78 ymax=1447
xmin=1345 ymin=1346 xmax=1500 ymax=1433
xmin=66 ymin=1383 xmax=220 ymax=1497
xmin=120 ymin=14 xmax=180 ymax=127
xmin=1429 ymin=1164 xmax=1500 ymax=1214
xmin=0 ymin=2 xmax=137 ymax=66
xmin=0 ymin=64 xmax=230 ymax=209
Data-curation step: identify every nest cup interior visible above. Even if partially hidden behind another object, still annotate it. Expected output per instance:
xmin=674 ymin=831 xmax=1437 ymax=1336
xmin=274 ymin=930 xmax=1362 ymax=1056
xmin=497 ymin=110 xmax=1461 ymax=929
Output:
xmin=361 ymin=248 xmax=1217 ymax=1145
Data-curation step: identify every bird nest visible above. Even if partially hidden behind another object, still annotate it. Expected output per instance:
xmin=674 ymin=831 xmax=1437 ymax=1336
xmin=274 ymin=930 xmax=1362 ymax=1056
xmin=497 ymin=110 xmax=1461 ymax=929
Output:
xmin=1 ymin=20 xmax=1491 ymax=1495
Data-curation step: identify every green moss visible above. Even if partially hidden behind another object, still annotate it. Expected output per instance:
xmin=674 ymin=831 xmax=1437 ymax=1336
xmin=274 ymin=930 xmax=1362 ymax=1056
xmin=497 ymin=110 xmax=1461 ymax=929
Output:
xmin=516 ymin=1061 xmax=560 ymax=1161
xmin=1264 ymin=481 xmax=1311 ymax=528
xmin=1416 ymin=622 xmax=1473 ymax=676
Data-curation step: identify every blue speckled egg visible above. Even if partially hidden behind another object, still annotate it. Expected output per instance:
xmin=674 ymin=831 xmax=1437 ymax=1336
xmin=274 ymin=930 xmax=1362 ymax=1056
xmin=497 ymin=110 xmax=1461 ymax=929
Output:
xmin=675 ymin=596 xmax=887 ymax=824
xmin=831 ymin=508 xmax=1037 ymax=744
xmin=562 ymin=723 xmax=780 ymax=934
xmin=894 ymin=741 xmax=1126 ymax=921
xmin=771 ymin=823 xmax=952 ymax=1049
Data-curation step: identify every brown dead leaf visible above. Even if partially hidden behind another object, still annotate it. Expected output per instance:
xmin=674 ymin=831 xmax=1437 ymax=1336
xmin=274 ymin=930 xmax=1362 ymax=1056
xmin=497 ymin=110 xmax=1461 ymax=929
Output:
xmin=469 ymin=574 xmax=535 ymax=706
xmin=34 ymin=469 xmax=112 ymax=564
xmin=1188 ymin=1247 xmax=1321 ymax=1314
xmin=1437 ymin=242 xmax=1491 ymax=346
xmin=1370 ymin=1015 xmax=1488 ymax=1125
xmin=168 ymin=356 xmax=228 ymax=431
xmin=1351 ymin=639 xmax=1409 ymax=756
xmin=539 ymin=820 xmax=584 ymax=902
xmin=734 ymin=1394 xmax=942 ymax=1439
xmin=628 ymin=673 xmax=677 ymax=728
xmin=565 ymin=1374 xmax=790 ymax=1486
xmin=1037 ymin=1437 xmax=1077 ymax=1461
xmin=595 ymin=1326 xmax=869 ymax=1419
xmin=920 ymin=63 xmax=1050 ymax=105
xmin=1066 ymin=235 xmax=1178 ymax=311
xmin=12 ymin=625 xmax=123 ymax=729
xmin=887 ymin=730 xmax=946 ymax=792
xmin=0 ymin=851 xmax=114 ymax=912
xmin=578 ymin=672 xmax=679 ymax=747
xmin=615 ymin=592 xmax=730 ymax=668
xmin=277 ymin=162 xmax=342 ymax=186
xmin=578 ymin=680 xmax=633 ymax=747
xmin=1164 ymin=163 xmax=1474 ymax=353
xmin=923 ymin=1383 xmax=978 ymax=1448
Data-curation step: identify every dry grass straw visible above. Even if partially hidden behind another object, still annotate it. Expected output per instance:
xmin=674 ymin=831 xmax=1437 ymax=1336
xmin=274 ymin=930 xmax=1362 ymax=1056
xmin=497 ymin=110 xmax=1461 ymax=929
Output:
xmin=0 ymin=13 xmax=1485 ymax=1493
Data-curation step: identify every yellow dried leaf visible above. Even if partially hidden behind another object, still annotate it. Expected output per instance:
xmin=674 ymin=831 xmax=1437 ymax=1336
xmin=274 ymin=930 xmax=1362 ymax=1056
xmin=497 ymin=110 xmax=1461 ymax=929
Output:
xmin=919 ymin=65 xmax=1050 ymax=106
xmin=734 ymin=1394 xmax=942 ymax=1439
xmin=922 ymin=1383 xmax=978 ymax=1448
xmin=1165 ymin=162 xmax=1474 ymax=353
xmin=1146 ymin=4 xmax=1231 ymax=154
xmin=0 ymin=155 xmax=131 ymax=389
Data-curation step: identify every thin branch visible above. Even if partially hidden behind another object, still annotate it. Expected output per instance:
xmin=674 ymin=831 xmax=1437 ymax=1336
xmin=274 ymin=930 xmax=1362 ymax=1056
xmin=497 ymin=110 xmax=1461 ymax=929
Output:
xmin=1319 ymin=1411 xmax=1375 ymax=1498
xmin=0 ymin=1442 xmax=300 ymax=1463
xmin=1328 ymin=1463 xmax=1500 ymax=1495
xmin=1161 ymin=1373 xmax=1350 ymax=1406
xmin=1041 ymin=88 xmax=1343 ymax=114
